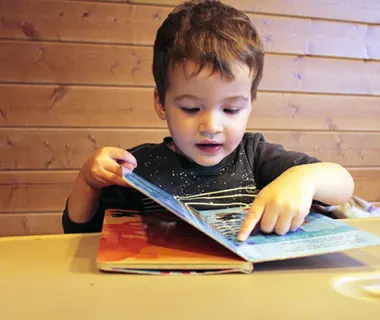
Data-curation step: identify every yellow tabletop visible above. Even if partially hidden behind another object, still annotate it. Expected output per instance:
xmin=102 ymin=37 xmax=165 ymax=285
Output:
xmin=0 ymin=218 xmax=380 ymax=320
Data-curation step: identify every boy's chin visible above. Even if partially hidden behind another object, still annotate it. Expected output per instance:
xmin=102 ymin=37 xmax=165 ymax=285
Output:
xmin=175 ymin=145 xmax=227 ymax=167
xmin=191 ymin=155 xmax=224 ymax=167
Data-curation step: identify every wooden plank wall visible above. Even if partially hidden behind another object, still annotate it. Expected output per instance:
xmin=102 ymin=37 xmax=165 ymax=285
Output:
xmin=1 ymin=0 xmax=379 ymax=236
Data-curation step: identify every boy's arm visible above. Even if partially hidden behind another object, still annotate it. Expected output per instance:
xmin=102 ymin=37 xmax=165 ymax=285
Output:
xmin=238 ymin=161 xmax=354 ymax=241
xmin=62 ymin=172 xmax=105 ymax=234
xmin=66 ymin=171 xmax=101 ymax=224
xmin=62 ymin=169 xmax=108 ymax=234
xmin=291 ymin=162 xmax=354 ymax=205
xmin=62 ymin=147 xmax=137 ymax=233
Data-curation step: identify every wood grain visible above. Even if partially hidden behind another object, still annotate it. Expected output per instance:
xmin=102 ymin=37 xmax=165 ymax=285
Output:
xmin=1 ymin=201 xmax=380 ymax=237
xmin=0 ymin=171 xmax=76 ymax=213
xmin=1 ymin=0 xmax=379 ymax=237
xmin=350 ymin=169 xmax=380 ymax=203
xmin=1 ymin=42 xmax=380 ymax=95
xmin=126 ymin=0 xmax=380 ymax=23
xmin=0 ymin=213 xmax=63 ymax=236
xmin=2 ymin=129 xmax=380 ymax=169
xmin=1 ymin=85 xmax=380 ymax=131
xmin=0 ymin=128 xmax=166 ymax=169
xmin=1 ymin=168 xmax=379 ymax=214
xmin=1 ymin=0 xmax=379 ymax=59
xmin=0 ymin=41 xmax=153 ymax=86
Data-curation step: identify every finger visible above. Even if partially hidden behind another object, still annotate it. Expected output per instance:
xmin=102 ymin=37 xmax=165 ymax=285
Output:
xmin=121 ymin=162 xmax=136 ymax=171
xmin=89 ymin=169 xmax=123 ymax=188
xmin=102 ymin=160 xmax=133 ymax=186
xmin=274 ymin=211 xmax=293 ymax=235
xmin=121 ymin=165 xmax=133 ymax=176
xmin=259 ymin=202 xmax=280 ymax=234
xmin=289 ymin=215 xmax=306 ymax=232
xmin=103 ymin=159 xmax=125 ymax=176
xmin=237 ymin=200 xmax=265 ymax=241
xmin=89 ymin=176 xmax=110 ymax=189
xmin=104 ymin=172 xmax=130 ymax=187
xmin=113 ymin=149 xmax=137 ymax=169
xmin=100 ymin=167 xmax=130 ymax=187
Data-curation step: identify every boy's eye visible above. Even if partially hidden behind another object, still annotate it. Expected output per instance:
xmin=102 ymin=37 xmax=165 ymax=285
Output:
xmin=224 ymin=108 xmax=240 ymax=114
xmin=181 ymin=107 xmax=200 ymax=114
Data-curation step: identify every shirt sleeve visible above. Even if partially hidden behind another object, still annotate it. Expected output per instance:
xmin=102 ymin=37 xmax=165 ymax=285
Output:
xmin=61 ymin=199 xmax=105 ymax=234
xmin=61 ymin=185 xmax=145 ymax=234
xmin=247 ymin=133 xmax=321 ymax=189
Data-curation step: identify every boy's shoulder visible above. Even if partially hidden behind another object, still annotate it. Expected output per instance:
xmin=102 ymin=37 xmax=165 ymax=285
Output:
xmin=127 ymin=137 xmax=173 ymax=160
xmin=128 ymin=142 xmax=163 ymax=154
xmin=240 ymin=132 xmax=267 ymax=153
xmin=241 ymin=132 xmax=265 ymax=144
xmin=240 ymin=131 xmax=318 ymax=164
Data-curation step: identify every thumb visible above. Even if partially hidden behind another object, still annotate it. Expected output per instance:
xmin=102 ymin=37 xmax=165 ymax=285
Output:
xmin=113 ymin=150 xmax=137 ymax=172
xmin=119 ymin=150 xmax=137 ymax=169
xmin=238 ymin=199 xmax=265 ymax=241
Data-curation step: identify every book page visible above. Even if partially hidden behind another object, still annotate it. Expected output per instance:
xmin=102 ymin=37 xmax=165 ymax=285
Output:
xmin=199 ymin=208 xmax=380 ymax=262
xmin=123 ymin=172 xmax=380 ymax=263
xmin=122 ymin=172 xmax=246 ymax=260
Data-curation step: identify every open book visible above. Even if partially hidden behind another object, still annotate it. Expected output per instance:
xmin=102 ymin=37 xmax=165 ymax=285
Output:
xmin=96 ymin=172 xmax=380 ymax=275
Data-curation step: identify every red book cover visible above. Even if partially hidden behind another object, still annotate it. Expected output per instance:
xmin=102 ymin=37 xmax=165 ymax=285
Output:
xmin=96 ymin=209 xmax=253 ymax=274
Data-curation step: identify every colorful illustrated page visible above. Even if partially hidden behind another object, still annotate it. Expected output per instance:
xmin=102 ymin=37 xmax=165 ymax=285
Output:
xmin=123 ymin=172 xmax=380 ymax=263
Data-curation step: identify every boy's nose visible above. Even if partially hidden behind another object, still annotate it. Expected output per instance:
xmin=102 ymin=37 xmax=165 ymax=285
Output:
xmin=199 ymin=113 xmax=223 ymax=135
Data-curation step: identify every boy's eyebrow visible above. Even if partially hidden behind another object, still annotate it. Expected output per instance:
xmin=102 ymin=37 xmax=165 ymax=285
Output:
xmin=222 ymin=96 xmax=249 ymax=102
xmin=174 ymin=94 xmax=202 ymax=102
xmin=174 ymin=95 xmax=249 ymax=102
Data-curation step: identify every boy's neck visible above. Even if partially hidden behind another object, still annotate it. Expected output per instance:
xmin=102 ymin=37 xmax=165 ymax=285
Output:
xmin=167 ymin=141 xmax=177 ymax=152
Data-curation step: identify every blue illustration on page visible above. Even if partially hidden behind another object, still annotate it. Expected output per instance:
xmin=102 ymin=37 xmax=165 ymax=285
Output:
xmin=123 ymin=172 xmax=380 ymax=263
xmin=198 ymin=208 xmax=380 ymax=261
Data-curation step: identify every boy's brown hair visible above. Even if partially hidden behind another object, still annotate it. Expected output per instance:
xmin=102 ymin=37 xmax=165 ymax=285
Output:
xmin=153 ymin=0 xmax=264 ymax=105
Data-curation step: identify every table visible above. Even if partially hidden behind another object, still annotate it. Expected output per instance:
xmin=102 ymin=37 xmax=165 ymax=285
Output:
xmin=1 ymin=218 xmax=380 ymax=320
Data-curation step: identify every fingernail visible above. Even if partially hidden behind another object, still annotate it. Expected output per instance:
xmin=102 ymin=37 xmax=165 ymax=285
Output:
xmin=122 ymin=166 xmax=131 ymax=176
xmin=237 ymin=233 xmax=247 ymax=242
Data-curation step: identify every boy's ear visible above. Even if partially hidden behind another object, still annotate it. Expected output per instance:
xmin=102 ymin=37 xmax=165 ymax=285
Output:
xmin=154 ymin=88 xmax=167 ymax=120
xmin=250 ymin=97 xmax=255 ymax=111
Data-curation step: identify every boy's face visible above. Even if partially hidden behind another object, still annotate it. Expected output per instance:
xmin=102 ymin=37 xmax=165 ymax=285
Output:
xmin=154 ymin=61 xmax=254 ymax=167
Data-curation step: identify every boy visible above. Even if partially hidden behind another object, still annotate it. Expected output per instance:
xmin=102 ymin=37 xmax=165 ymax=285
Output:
xmin=62 ymin=0 xmax=354 ymax=241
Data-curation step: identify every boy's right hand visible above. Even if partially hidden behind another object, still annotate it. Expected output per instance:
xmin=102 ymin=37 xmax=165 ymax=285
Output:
xmin=79 ymin=147 xmax=137 ymax=189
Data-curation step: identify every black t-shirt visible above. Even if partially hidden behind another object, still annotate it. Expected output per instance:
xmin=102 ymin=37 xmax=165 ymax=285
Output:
xmin=62 ymin=132 xmax=320 ymax=233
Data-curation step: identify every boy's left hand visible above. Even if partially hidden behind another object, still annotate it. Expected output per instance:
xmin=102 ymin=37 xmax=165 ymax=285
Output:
xmin=237 ymin=168 xmax=315 ymax=241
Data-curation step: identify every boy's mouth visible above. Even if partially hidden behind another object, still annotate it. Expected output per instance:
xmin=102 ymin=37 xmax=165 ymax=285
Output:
xmin=195 ymin=141 xmax=223 ymax=153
